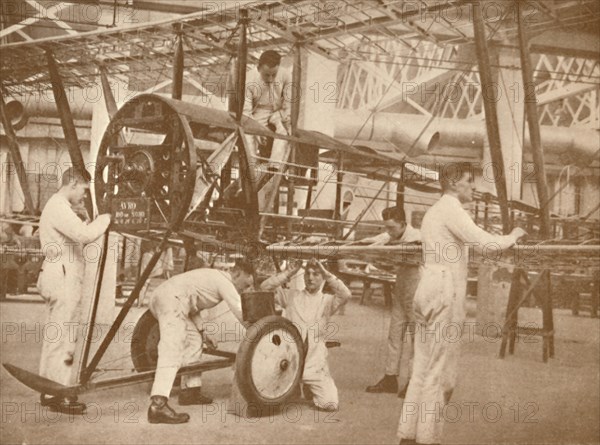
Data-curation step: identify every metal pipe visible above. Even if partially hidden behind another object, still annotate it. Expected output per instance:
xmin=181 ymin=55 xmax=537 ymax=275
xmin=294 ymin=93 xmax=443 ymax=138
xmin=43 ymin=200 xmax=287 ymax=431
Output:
xmin=6 ymin=95 xmax=596 ymax=162
xmin=3 ymin=100 xmax=27 ymax=130
xmin=332 ymin=110 xmax=440 ymax=157
xmin=332 ymin=110 xmax=599 ymax=161
xmin=0 ymin=91 xmax=36 ymax=214
xmin=11 ymin=93 xmax=596 ymax=161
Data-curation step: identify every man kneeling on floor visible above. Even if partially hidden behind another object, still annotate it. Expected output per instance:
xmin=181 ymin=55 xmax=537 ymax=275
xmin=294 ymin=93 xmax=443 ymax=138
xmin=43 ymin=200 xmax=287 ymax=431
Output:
xmin=147 ymin=260 xmax=254 ymax=424
xmin=260 ymin=258 xmax=351 ymax=411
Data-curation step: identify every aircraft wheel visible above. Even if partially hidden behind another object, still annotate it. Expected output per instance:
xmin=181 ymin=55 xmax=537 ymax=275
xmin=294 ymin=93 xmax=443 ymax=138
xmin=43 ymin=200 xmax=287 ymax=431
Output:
xmin=235 ymin=315 xmax=304 ymax=407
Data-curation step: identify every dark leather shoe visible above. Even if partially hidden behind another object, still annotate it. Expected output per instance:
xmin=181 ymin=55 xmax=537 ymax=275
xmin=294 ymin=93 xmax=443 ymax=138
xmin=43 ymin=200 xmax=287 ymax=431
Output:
xmin=53 ymin=400 xmax=86 ymax=415
xmin=40 ymin=394 xmax=60 ymax=406
xmin=366 ymin=375 xmax=398 ymax=393
xmin=398 ymin=380 xmax=410 ymax=398
xmin=41 ymin=394 xmax=86 ymax=415
xmin=148 ymin=396 xmax=190 ymax=424
xmin=178 ymin=387 xmax=213 ymax=406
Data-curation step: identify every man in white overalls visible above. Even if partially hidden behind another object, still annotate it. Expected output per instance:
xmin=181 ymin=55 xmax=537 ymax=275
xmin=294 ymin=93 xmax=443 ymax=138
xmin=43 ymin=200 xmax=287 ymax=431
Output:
xmin=397 ymin=163 xmax=526 ymax=444
xmin=147 ymin=261 xmax=254 ymax=424
xmin=37 ymin=168 xmax=111 ymax=413
xmin=243 ymin=50 xmax=292 ymax=215
xmin=243 ymin=50 xmax=292 ymax=154
xmin=261 ymin=259 xmax=351 ymax=411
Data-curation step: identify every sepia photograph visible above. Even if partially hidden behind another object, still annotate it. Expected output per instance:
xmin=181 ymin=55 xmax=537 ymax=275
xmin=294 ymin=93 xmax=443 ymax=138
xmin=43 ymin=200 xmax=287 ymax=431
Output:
xmin=0 ymin=1 xmax=599 ymax=444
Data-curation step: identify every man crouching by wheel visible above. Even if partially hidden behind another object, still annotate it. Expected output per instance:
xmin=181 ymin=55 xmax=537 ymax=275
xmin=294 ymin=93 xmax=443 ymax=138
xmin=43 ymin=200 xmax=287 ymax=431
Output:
xmin=147 ymin=260 xmax=254 ymax=424
xmin=260 ymin=258 xmax=351 ymax=412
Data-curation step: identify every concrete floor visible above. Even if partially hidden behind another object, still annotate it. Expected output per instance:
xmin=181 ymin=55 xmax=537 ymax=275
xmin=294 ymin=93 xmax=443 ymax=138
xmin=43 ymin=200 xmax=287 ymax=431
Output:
xmin=1 ymin=296 xmax=599 ymax=445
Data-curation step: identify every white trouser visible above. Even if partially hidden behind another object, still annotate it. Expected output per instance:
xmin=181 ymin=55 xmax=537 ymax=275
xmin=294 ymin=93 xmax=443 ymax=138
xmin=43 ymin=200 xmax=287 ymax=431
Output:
xmin=245 ymin=108 xmax=290 ymax=213
xmin=397 ymin=265 xmax=465 ymax=444
xmin=38 ymin=260 xmax=82 ymax=386
xmin=385 ymin=265 xmax=420 ymax=377
xmin=258 ymin=137 xmax=289 ymax=213
xmin=245 ymin=107 xmax=273 ymax=156
xmin=150 ymin=294 xmax=203 ymax=398
xmin=303 ymin=343 xmax=338 ymax=410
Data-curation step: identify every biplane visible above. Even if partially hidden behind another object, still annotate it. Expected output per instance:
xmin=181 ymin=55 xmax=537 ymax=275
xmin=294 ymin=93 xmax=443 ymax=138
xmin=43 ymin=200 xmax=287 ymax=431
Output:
xmin=1 ymin=0 xmax=599 ymax=411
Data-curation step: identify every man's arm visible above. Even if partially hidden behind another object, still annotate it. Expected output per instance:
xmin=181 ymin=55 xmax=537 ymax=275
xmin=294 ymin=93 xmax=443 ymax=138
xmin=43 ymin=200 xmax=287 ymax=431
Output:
xmin=52 ymin=200 xmax=111 ymax=244
xmin=313 ymin=260 xmax=352 ymax=315
xmin=219 ymin=280 xmax=245 ymax=324
xmin=243 ymin=88 xmax=254 ymax=118
xmin=243 ymin=69 xmax=258 ymax=118
xmin=328 ymin=277 xmax=352 ymax=315
xmin=260 ymin=260 xmax=302 ymax=309
xmin=260 ymin=270 xmax=293 ymax=291
xmin=448 ymin=204 xmax=524 ymax=249
xmin=279 ymin=69 xmax=292 ymax=128
xmin=260 ymin=264 xmax=301 ymax=309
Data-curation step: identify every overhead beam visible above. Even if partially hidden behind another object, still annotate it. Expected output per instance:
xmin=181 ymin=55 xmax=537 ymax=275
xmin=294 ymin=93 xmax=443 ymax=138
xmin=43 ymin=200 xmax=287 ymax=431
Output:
xmin=251 ymin=15 xmax=333 ymax=61
xmin=537 ymin=83 xmax=597 ymax=106
xmin=530 ymin=29 xmax=600 ymax=60
xmin=24 ymin=0 xmax=78 ymax=35
xmin=300 ymin=0 xmax=471 ymax=44
xmin=373 ymin=44 xmax=477 ymax=112
xmin=0 ymin=16 xmax=39 ymax=40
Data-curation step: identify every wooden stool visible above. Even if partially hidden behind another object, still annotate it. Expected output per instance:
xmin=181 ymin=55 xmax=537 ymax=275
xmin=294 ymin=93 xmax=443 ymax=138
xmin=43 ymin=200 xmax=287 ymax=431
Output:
xmin=499 ymin=268 xmax=555 ymax=362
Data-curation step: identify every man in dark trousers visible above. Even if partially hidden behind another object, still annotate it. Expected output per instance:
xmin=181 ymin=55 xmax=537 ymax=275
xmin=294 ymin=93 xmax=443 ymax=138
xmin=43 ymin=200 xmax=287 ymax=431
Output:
xmin=363 ymin=206 xmax=421 ymax=398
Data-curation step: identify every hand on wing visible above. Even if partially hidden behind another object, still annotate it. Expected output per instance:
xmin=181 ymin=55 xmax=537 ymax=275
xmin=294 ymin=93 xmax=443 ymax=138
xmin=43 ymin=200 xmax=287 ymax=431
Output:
xmin=510 ymin=227 xmax=528 ymax=242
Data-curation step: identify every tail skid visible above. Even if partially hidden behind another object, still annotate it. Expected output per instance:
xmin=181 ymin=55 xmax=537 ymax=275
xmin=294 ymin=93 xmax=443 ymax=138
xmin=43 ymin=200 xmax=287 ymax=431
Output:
xmin=3 ymin=363 xmax=80 ymax=398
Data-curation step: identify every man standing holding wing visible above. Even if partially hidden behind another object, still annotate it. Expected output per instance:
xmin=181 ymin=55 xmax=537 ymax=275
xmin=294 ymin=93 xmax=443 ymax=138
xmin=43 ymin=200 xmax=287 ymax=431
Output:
xmin=397 ymin=163 xmax=526 ymax=445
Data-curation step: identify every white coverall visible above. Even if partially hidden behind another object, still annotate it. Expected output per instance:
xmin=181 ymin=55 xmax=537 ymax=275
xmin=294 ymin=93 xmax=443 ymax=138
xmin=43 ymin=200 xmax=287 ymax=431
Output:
xmin=368 ymin=225 xmax=422 ymax=377
xmin=243 ymin=67 xmax=292 ymax=212
xmin=37 ymin=194 xmax=110 ymax=385
xmin=149 ymin=268 xmax=244 ymax=398
xmin=261 ymin=271 xmax=351 ymax=410
xmin=397 ymin=195 xmax=517 ymax=444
